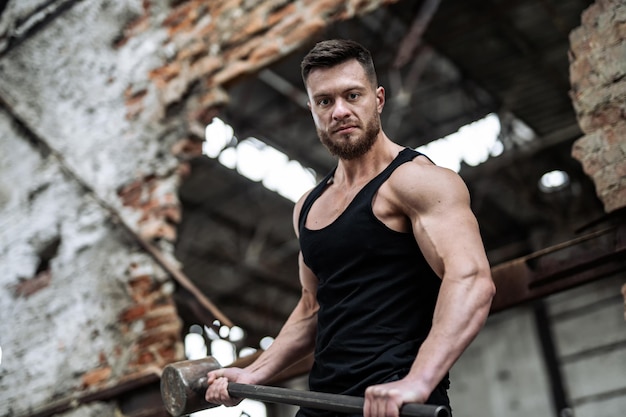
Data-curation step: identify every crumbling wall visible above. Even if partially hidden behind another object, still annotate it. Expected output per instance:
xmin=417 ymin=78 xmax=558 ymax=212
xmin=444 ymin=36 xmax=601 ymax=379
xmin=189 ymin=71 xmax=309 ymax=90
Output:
xmin=0 ymin=0 xmax=400 ymax=416
xmin=0 ymin=1 xmax=185 ymax=415
xmin=569 ymin=0 xmax=626 ymax=213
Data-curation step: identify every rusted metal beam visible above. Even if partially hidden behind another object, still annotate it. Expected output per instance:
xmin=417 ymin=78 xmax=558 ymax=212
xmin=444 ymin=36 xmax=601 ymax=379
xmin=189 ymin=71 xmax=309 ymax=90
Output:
xmin=17 ymin=369 xmax=161 ymax=417
xmin=490 ymin=224 xmax=626 ymax=313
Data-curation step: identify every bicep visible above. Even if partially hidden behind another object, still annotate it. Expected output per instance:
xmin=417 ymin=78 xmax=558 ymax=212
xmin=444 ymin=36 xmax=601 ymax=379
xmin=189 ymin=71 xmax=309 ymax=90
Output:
xmin=409 ymin=172 xmax=489 ymax=280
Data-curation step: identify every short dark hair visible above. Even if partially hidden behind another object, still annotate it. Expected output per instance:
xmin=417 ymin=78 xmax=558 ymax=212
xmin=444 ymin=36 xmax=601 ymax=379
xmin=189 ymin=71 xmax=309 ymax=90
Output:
xmin=301 ymin=39 xmax=378 ymax=87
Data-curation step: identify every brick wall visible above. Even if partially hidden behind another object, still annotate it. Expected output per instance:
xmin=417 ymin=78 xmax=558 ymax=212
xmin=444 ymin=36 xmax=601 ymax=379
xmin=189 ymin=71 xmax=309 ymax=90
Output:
xmin=570 ymin=0 xmax=626 ymax=213
xmin=0 ymin=1 xmax=401 ymax=416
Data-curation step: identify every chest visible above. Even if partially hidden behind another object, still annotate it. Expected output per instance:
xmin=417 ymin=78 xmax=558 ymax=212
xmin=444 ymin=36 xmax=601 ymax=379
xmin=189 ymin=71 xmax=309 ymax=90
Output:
xmin=304 ymin=181 xmax=410 ymax=232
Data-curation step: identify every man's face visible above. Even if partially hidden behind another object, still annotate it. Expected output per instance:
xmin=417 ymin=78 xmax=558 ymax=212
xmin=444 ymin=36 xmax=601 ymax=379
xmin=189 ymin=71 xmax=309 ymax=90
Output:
xmin=305 ymin=59 xmax=385 ymax=160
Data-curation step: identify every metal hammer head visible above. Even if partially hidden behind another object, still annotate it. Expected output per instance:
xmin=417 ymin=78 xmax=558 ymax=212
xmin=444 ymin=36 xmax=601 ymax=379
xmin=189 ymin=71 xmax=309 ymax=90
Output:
xmin=161 ymin=356 xmax=223 ymax=417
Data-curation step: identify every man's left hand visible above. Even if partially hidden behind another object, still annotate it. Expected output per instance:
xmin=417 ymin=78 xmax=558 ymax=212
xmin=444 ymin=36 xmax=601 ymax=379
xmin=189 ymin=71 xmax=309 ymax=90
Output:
xmin=363 ymin=378 xmax=430 ymax=417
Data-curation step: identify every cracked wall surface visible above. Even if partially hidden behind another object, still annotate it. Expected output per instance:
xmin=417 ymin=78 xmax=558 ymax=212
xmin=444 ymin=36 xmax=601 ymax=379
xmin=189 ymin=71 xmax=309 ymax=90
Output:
xmin=1 ymin=0 xmax=624 ymax=416
xmin=0 ymin=0 xmax=401 ymax=415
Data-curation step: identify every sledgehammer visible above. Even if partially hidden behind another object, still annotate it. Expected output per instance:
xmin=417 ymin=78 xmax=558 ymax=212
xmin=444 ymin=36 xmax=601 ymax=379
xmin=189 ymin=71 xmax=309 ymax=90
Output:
xmin=160 ymin=357 xmax=451 ymax=417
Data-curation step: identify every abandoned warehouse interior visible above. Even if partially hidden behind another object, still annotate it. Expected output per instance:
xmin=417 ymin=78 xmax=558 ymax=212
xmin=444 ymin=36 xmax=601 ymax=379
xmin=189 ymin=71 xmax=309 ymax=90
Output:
xmin=0 ymin=1 xmax=625 ymax=417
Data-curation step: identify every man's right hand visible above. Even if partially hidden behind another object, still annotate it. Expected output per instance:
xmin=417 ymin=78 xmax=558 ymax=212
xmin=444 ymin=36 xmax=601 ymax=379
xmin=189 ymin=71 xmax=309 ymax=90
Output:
xmin=204 ymin=367 xmax=256 ymax=407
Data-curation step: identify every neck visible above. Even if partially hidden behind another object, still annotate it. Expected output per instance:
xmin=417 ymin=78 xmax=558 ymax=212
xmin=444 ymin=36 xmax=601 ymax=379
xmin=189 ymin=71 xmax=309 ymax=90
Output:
xmin=334 ymin=134 xmax=403 ymax=186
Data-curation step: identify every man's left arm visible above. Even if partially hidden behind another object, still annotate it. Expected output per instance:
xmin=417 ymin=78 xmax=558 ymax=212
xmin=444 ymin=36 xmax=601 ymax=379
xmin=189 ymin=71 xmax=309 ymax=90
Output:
xmin=364 ymin=164 xmax=496 ymax=417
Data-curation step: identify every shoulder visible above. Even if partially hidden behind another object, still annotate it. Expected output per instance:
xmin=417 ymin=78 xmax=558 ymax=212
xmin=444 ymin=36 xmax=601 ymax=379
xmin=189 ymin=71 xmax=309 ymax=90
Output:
xmin=387 ymin=155 xmax=471 ymax=212
xmin=292 ymin=188 xmax=314 ymax=237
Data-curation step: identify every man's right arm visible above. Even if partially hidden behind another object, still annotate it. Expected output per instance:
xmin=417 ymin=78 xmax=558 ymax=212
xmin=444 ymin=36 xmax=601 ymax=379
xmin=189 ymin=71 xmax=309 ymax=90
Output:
xmin=240 ymin=253 xmax=319 ymax=382
xmin=205 ymin=192 xmax=319 ymax=406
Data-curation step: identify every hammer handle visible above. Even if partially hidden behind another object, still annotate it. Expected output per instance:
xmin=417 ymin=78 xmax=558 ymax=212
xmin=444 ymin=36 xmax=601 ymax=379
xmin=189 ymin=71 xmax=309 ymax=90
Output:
xmin=225 ymin=382 xmax=450 ymax=417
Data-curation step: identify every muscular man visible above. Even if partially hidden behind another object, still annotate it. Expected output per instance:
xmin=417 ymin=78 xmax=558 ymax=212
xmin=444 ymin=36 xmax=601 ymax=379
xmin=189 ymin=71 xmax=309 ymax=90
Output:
xmin=205 ymin=39 xmax=495 ymax=417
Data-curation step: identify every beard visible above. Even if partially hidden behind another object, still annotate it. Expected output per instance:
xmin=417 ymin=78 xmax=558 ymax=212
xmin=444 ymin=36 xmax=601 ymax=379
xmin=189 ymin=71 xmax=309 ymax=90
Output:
xmin=317 ymin=113 xmax=381 ymax=160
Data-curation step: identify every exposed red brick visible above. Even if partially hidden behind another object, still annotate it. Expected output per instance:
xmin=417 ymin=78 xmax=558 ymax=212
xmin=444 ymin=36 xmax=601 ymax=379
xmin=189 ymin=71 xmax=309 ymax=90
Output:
xmin=229 ymin=8 xmax=269 ymax=45
xmin=579 ymin=102 xmax=625 ymax=133
xmin=124 ymin=87 xmax=148 ymax=120
xmin=136 ymin=351 xmax=157 ymax=365
xmin=171 ymin=138 xmax=203 ymax=158
xmin=570 ymin=0 xmax=626 ymax=212
xmin=144 ymin=311 xmax=178 ymax=330
xmin=282 ymin=16 xmax=326 ymax=50
xmin=161 ymin=204 xmax=182 ymax=224
xmin=249 ymin=41 xmax=281 ymax=66
xmin=574 ymin=150 xmax=604 ymax=177
xmin=149 ymin=62 xmax=183 ymax=87
xmin=190 ymin=55 xmax=222 ymax=79
xmin=271 ymin=14 xmax=305 ymax=39
xmin=569 ymin=55 xmax=595 ymax=92
xmin=177 ymin=41 xmax=207 ymax=62
xmin=266 ymin=1 xmax=298 ymax=27
xmin=117 ymin=176 xmax=156 ymax=208
xmin=581 ymin=2 xmax=604 ymax=28
xmin=157 ymin=345 xmax=180 ymax=363
xmin=115 ymin=15 xmax=151 ymax=48
xmin=145 ymin=302 xmax=178 ymax=318
xmin=602 ymin=122 xmax=626 ymax=147
xmin=594 ymin=165 xmax=621 ymax=193
xmin=138 ymin=216 xmax=178 ymax=241
xmin=600 ymin=184 xmax=626 ymax=212
xmin=569 ymin=28 xmax=593 ymax=58
xmin=81 ymin=366 xmax=112 ymax=389
xmin=304 ymin=0 xmax=345 ymax=18
xmin=163 ymin=2 xmax=196 ymax=31
xmin=119 ymin=304 xmax=147 ymax=323
xmin=129 ymin=274 xmax=154 ymax=296
xmin=221 ymin=38 xmax=255 ymax=61
xmin=11 ymin=270 xmax=51 ymax=298
xmin=137 ymin=325 xmax=181 ymax=350
xmin=193 ymin=104 xmax=223 ymax=126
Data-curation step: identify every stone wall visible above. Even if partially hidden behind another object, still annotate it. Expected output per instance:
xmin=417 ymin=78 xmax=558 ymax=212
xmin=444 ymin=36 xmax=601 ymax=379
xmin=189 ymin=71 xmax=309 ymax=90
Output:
xmin=0 ymin=1 xmax=400 ymax=416
xmin=451 ymin=274 xmax=626 ymax=417
xmin=570 ymin=0 xmax=626 ymax=213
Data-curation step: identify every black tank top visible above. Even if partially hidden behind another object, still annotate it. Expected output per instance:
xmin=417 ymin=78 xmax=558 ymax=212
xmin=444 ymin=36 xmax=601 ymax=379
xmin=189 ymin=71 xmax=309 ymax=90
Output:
xmin=298 ymin=148 xmax=443 ymax=403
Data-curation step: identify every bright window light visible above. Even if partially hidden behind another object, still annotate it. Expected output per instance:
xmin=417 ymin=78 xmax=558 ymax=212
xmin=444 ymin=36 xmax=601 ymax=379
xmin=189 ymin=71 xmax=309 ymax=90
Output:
xmin=205 ymin=113 xmax=519 ymax=202
xmin=218 ymin=147 xmax=238 ymax=169
xmin=264 ymin=160 xmax=316 ymax=202
xmin=204 ymin=118 xmax=317 ymax=203
xmin=229 ymin=326 xmax=245 ymax=342
xmin=219 ymin=325 xmax=230 ymax=339
xmin=539 ymin=170 xmax=570 ymax=193
xmin=417 ymin=113 xmax=504 ymax=172
xmin=239 ymin=347 xmax=258 ymax=358
xmin=211 ymin=339 xmax=236 ymax=366
xmin=191 ymin=399 xmax=266 ymax=417
xmin=204 ymin=118 xmax=235 ymax=157
xmin=185 ymin=332 xmax=208 ymax=360
xmin=259 ymin=336 xmax=275 ymax=350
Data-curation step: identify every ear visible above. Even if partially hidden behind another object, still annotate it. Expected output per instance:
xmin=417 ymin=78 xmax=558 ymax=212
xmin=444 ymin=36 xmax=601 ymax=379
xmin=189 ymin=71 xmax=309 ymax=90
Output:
xmin=376 ymin=86 xmax=385 ymax=113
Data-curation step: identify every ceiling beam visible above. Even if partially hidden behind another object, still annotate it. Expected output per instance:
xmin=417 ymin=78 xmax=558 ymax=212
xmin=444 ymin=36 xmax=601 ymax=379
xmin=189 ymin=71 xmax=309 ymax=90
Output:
xmin=258 ymin=69 xmax=309 ymax=110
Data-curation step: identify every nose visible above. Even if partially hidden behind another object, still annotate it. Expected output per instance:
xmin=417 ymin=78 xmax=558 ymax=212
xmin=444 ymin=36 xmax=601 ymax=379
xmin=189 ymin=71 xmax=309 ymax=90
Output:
xmin=332 ymin=98 xmax=351 ymax=121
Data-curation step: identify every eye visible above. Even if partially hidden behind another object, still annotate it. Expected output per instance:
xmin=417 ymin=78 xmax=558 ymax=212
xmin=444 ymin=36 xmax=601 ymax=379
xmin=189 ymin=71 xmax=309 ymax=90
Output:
xmin=317 ymin=98 xmax=331 ymax=107
xmin=348 ymin=92 xmax=360 ymax=100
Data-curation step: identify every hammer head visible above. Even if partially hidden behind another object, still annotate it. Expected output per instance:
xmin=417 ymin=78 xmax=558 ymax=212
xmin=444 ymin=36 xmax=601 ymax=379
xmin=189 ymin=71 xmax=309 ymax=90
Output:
xmin=161 ymin=356 xmax=223 ymax=416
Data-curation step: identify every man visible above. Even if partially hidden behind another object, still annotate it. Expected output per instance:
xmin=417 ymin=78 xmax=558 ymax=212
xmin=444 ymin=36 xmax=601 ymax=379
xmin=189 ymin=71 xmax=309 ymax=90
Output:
xmin=205 ymin=39 xmax=495 ymax=417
